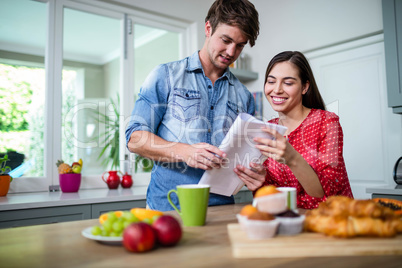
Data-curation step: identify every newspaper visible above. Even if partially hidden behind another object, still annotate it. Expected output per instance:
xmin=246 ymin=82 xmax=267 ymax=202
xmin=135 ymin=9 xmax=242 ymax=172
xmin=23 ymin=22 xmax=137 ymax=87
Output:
xmin=198 ymin=113 xmax=287 ymax=196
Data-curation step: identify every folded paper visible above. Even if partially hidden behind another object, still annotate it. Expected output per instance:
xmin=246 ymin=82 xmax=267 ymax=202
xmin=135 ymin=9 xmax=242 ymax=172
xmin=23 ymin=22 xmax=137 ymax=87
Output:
xmin=198 ymin=113 xmax=287 ymax=196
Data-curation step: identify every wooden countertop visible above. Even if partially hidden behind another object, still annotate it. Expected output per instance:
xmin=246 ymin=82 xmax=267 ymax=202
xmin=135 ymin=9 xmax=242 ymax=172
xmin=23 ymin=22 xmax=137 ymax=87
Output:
xmin=1 ymin=203 xmax=401 ymax=268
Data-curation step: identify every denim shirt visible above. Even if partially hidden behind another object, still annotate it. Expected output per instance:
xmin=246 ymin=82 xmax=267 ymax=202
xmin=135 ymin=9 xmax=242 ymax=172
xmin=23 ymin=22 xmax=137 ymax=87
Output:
xmin=125 ymin=51 xmax=255 ymax=211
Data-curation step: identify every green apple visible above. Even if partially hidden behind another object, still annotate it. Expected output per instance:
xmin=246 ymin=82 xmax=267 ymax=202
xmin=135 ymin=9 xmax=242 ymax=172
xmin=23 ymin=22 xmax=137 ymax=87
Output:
xmin=72 ymin=165 xmax=82 ymax=174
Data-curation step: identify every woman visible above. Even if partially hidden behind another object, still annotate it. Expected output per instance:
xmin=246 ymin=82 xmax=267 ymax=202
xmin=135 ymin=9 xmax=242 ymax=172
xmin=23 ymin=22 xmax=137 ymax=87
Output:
xmin=234 ymin=51 xmax=353 ymax=209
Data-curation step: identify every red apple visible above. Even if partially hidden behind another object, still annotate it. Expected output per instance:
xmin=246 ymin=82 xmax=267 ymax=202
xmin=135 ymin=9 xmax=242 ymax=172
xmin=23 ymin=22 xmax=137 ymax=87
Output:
xmin=152 ymin=215 xmax=182 ymax=247
xmin=123 ymin=222 xmax=156 ymax=253
xmin=72 ymin=162 xmax=80 ymax=167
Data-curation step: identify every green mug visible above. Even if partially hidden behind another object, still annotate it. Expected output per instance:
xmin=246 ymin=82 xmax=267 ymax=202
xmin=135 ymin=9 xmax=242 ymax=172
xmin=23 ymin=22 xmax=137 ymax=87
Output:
xmin=167 ymin=184 xmax=210 ymax=226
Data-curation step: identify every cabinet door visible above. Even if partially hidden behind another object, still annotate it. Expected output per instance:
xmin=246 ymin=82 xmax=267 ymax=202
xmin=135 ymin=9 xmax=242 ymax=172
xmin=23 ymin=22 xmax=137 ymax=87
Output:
xmin=382 ymin=0 xmax=402 ymax=113
xmin=0 ymin=205 xmax=91 ymax=228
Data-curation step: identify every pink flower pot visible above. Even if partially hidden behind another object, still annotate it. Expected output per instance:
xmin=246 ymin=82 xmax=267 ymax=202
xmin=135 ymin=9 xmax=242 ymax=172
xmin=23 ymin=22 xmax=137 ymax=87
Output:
xmin=59 ymin=173 xmax=81 ymax=193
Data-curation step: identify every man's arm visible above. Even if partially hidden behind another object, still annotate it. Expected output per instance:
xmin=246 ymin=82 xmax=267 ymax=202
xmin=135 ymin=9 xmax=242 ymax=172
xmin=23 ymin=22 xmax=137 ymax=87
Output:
xmin=127 ymin=130 xmax=226 ymax=170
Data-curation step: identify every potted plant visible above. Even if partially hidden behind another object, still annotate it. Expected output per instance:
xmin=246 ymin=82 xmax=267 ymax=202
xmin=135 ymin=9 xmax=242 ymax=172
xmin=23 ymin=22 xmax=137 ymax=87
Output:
xmin=0 ymin=154 xmax=13 ymax=196
xmin=93 ymin=94 xmax=153 ymax=174
xmin=93 ymin=94 xmax=121 ymax=171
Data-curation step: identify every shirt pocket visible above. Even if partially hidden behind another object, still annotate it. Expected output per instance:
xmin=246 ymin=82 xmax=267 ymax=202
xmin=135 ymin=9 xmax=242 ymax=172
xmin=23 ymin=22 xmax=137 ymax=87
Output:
xmin=172 ymin=88 xmax=201 ymax=122
xmin=224 ymin=100 xmax=244 ymax=132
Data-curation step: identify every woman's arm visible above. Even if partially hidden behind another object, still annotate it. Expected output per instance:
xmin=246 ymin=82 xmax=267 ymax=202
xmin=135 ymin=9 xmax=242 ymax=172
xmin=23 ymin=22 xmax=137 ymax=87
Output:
xmin=254 ymin=128 xmax=324 ymax=198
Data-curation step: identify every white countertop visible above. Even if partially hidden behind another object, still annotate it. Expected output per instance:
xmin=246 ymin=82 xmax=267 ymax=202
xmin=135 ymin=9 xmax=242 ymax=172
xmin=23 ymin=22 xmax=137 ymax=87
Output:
xmin=0 ymin=186 xmax=148 ymax=211
xmin=366 ymin=184 xmax=402 ymax=195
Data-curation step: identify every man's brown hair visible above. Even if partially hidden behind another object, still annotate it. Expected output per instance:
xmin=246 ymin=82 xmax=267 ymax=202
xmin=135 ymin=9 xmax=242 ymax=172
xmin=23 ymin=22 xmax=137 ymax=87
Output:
xmin=205 ymin=0 xmax=259 ymax=47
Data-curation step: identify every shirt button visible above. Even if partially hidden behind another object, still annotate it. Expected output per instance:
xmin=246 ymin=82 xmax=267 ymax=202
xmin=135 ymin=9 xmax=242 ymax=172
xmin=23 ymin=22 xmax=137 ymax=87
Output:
xmin=208 ymin=85 xmax=212 ymax=89
xmin=210 ymin=106 xmax=214 ymax=110
xmin=208 ymin=129 xmax=211 ymax=133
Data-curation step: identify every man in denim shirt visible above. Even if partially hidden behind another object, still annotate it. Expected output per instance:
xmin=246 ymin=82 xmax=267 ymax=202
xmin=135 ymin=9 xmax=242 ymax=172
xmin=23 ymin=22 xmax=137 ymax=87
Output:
xmin=126 ymin=0 xmax=266 ymax=211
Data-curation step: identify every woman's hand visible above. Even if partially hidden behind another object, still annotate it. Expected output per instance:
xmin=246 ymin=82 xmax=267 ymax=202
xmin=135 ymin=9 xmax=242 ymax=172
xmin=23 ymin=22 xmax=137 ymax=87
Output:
xmin=254 ymin=127 xmax=297 ymax=166
xmin=234 ymin=162 xmax=266 ymax=191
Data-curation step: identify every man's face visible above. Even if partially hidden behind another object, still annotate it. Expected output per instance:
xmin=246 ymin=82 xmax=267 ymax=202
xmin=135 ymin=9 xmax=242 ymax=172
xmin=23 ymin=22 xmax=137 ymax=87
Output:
xmin=205 ymin=22 xmax=248 ymax=70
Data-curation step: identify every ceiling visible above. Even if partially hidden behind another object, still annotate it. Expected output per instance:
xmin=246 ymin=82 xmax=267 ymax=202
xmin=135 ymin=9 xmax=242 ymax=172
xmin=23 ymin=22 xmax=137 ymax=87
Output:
xmin=0 ymin=0 xmax=167 ymax=65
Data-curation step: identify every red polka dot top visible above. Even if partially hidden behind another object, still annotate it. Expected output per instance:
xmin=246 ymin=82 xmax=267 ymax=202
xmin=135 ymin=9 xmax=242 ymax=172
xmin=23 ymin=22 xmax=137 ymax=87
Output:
xmin=261 ymin=109 xmax=354 ymax=209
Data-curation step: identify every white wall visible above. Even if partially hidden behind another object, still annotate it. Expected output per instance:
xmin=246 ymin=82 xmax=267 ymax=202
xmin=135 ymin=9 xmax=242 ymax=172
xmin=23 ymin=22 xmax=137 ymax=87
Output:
xmin=246 ymin=0 xmax=383 ymax=116
xmin=108 ymin=0 xmax=402 ymax=192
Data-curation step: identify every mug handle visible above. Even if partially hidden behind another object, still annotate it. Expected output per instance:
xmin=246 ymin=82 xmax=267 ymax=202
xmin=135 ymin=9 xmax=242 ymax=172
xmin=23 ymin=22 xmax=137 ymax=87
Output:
xmin=167 ymin=189 xmax=181 ymax=216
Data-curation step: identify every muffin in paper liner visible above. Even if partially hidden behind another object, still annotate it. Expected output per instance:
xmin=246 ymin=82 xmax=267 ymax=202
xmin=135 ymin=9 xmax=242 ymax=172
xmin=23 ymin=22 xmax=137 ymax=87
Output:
xmin=236 ymin=214 xmax=248 ymax=231
xmin=253 ymin=192 xmax=287 ymax=214
xmin=243 ymin=218 xmax=279 ymax=240
xmin=276 ymin=214 xmax=305 ymax=236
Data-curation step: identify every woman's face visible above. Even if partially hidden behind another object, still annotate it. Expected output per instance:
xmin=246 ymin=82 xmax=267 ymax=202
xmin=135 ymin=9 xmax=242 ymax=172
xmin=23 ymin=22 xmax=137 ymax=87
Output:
xmin=264 ymin=61 xmax=309 ymax=114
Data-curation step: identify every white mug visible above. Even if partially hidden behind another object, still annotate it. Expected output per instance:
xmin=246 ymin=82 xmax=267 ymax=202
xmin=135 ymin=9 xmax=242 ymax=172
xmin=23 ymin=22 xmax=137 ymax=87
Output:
xmin=277 ymin=187 xmax=297 ymax=211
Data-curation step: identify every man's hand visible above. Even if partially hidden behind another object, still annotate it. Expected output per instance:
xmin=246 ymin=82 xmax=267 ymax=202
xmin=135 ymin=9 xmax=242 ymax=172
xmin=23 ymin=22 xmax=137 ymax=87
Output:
xmin=179 ymin=143 xmax=227 ymax=170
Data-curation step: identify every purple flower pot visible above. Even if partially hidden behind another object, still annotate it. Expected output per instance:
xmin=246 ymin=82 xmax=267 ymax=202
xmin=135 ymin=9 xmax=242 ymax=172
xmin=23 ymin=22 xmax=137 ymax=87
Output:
xmin=59 ymin=173 xmax=81 ymax=193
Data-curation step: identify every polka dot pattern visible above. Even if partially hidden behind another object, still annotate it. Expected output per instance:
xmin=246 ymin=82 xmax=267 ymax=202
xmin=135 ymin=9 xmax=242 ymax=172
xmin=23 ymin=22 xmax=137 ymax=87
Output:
xmin=260 ymin=109 xmax=353 ymax=209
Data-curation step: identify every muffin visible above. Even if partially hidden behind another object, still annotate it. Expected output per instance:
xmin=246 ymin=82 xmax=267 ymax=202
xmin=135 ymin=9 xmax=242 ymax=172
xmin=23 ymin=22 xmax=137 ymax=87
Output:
xmin=275 ymin=210 xmax=305 ymax=235
xmin=243 ymin=211 xmax=279 ymax=240
xmin=236 ymin=205 xmax=258 ymax=231
xmin=253 ymin=186 xmax=287 ymax=214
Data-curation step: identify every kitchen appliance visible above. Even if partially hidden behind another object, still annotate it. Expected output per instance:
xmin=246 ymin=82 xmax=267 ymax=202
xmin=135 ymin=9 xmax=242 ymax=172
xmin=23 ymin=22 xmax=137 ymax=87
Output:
xmin=394 ymin=156 xmax=402 ymax=185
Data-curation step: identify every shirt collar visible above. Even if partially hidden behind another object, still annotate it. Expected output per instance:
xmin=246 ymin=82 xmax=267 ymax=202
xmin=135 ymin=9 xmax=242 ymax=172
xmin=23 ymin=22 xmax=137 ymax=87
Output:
xmin=187 ymin=51 xmax=234 ymax=85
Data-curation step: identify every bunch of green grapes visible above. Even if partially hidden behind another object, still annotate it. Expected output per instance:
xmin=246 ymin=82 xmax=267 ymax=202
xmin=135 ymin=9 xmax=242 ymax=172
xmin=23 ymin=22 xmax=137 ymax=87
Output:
xmin=91 ymin=211 xmax=139 ymax=237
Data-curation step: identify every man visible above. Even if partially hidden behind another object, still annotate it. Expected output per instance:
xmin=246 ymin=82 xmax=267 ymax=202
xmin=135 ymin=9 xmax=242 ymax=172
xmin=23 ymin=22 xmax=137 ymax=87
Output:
xmin=125 ymin=0 xmax=260 ymax=211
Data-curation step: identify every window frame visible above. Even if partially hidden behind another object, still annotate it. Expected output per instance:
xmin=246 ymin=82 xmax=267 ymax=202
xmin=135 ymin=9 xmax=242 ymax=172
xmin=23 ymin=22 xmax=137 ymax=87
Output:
xmin=8 ymin=0 xmax=196 ymax=193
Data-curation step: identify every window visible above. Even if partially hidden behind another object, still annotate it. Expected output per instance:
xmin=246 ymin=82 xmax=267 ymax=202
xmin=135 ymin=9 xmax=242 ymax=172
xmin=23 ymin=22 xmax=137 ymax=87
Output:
xmin=0 ymin=0 xmax=192 ymax=193
xmin=0 ymin=0 xmax=48 ymax=192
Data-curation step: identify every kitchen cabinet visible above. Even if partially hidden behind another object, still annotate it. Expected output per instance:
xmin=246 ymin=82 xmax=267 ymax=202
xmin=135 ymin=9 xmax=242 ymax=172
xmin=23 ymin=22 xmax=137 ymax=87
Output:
xmin=0 ymin=205 xmax=91 ymax=228
xmin=234 ymin=188 xmax=253 ymax=203
xmin=0 ymin=200 xmax=146 ymax=228
xmin=0 ymin=188 xmax=147 ymax=229
xmin=382 ymin=0 xmax=402 ymax=114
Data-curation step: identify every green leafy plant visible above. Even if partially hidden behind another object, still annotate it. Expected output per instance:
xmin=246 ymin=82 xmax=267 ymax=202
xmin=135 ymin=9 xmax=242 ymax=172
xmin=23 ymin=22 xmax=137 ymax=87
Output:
xmin=92 ymin=93 xmax=153 ymax=173
xmin=92 ymin=94 xmax=120 ymax=170
xmin=135 ymin=155 xmax=153 ymax=173
xmin=0 ymin=153 xmax=11 ymax=176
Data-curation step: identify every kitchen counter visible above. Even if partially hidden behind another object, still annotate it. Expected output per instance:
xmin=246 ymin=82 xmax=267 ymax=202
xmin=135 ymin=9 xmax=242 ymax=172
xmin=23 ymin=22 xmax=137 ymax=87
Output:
xmin=0 ymin=187 xmax=148 ymax=211
xmin=366 ymin=184 xmax=402 ymax=201
xmin=1 ymin=204 xmax=401 ymax=268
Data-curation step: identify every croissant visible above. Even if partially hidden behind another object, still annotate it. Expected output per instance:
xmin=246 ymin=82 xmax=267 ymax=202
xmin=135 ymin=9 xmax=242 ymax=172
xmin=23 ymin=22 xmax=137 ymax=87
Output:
xmin=304 ymin=213 xmax=402 ymax=237
xmin=317 ymin=196 xmax=396 ymax=218
xmin=305 ymin=196 xmax=402 ymax=238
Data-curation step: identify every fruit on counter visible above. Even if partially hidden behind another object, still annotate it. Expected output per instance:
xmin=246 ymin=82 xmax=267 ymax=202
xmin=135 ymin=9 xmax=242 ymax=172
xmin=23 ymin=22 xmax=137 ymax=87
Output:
xmin=90 ymin=208 xmax=165 ymax=238
xmin=56 ymin=160 xmax=72 ymax=174
xmin=254 ymin=185 xmax=280 ymax=198
xmin=123 ymin=222 xmax=156 ymax=253
xmin=99 ymin=210 xmax=124 ymax=225
xmin=56 ymin=158 xmax=83 ymax=174
xmin=72 ymin=165 xmax=82 ymax=174
xmin=152 ymin=215 xmax=182 ymax=247
xmin=92 ymin=211 xmax=139 ymax=237
xmin=130 ymin=208 xmax=164 ymax=222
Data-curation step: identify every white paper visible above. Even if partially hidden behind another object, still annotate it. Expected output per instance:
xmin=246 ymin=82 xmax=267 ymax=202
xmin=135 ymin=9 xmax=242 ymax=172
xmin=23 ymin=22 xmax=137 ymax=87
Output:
xmin=198 ymin=113 xmax=287 ymax=196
